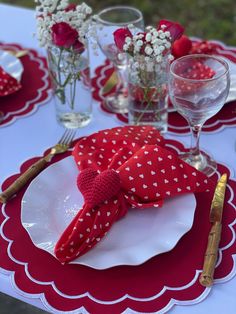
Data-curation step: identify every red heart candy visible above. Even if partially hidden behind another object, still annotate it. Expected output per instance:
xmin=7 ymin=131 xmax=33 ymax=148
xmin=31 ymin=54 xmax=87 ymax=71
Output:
xmin=77 ymin=169 xmax=121 ymax=208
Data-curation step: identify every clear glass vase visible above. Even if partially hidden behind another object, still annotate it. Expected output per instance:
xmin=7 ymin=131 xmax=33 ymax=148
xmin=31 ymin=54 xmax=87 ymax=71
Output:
xmin=47 ymin=44 xmax=92 ymax=129
xmin=128 ymin=55 xmax=170 ymax=133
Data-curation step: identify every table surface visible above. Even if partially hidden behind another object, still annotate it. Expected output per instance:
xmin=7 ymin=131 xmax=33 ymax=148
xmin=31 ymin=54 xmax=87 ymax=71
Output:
xmin=0 ymin=4 xmax=236 ymax=314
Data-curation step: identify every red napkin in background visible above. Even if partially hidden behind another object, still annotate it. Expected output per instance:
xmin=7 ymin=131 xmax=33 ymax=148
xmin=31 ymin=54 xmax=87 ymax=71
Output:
xmin=0 ymin=66 xmax=22 ymax=96
xmin=55 ymin=126 xmax=214 ymax=263
xmin=173 ymin=59 xmax=216 ymax=94
xmin=172 ymin=35 xmax=218 ymax=59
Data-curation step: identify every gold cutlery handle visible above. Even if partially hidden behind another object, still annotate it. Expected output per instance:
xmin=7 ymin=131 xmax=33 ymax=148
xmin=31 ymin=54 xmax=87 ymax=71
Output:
xmin=199 ymin=222 xmax=222 ymax=287
xmin=0 ymin=157 xmax=48 ymax=203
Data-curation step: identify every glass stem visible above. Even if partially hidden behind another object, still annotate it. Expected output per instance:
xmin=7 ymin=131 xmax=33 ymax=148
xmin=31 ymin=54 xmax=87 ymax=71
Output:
xmin=190 ymin=124 xmax=202 ymax=157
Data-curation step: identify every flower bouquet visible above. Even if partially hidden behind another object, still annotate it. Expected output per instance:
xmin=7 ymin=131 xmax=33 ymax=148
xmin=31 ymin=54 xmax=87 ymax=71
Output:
xmin=35 ymin=0 xmax=93 ymax=129
xmin=113 ymin=20 xmax=184 ymax=132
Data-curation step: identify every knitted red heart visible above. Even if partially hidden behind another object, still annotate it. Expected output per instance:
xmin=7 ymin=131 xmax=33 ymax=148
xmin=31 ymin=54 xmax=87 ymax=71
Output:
xmin=77 ymin=168 xmax=98 ymax=197
xmin=77 ymin=169 xmax=121 ymax=208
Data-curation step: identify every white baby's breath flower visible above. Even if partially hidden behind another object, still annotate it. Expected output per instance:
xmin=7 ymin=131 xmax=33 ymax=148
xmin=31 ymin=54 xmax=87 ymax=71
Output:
xmin=144 ymin=56 xmax=151 ymax=62
xmin=159 ymin=45 xmax=165 ymax=52
xmin=144 ymin=46 xmax=153 ymax=55
xmin=137 ymin=33 xmax=144 ymax=39
xmin=118 ymin=53 xmax=125 ymax=61
xmin=165 ymin=31 xmax=171 ymax=38
xmin=123 ymin=44 xmax=129 ymax=51
xmin=128 ymin=24 xmax=135 ymax=29
xmin=136 ymin=40 xmax=144 ymax=47
xmin=165 ymin=42 xmax=171 ymax=49
xmin=156 ymin=55 xmax=162 ymax=63
xmin=125 ymin=36 xmax=132 ymax=44
xmin=145 ymin=33 xmax=152 ymax=42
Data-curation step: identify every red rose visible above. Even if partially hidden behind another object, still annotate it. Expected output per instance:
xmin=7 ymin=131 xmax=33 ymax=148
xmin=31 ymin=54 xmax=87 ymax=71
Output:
xmin=73 ymin=38 xmax=85 ymax=54
xmin=65 ymin=3 xmax=77 ymax=12
xmin=113 ymin=28 xmax=133 ymax=51
xmin=172 ymin=35 xmax=192 ymax=58
xmin=157 ymin=19 xmax=184 ymax=42
xmin=51 ymin=22 xmax=78 ymax=48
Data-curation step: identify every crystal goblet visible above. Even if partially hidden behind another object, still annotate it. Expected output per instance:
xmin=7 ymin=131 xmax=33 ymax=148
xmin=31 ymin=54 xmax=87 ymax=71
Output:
xmin=95 ymin=6 xmax=144 ymax=113
xmin=168 ymin=54 xmax=230 ymax=176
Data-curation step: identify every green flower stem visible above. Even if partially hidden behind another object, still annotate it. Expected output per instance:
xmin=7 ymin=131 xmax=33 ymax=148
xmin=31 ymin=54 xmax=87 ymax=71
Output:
xmin=49 ymin=46 xmax=84 ymax=110
xmin=57 ymin=48 xmax=63 ymax=86
xmin=69 ymin=77 xmax=77 ymax=110
xmin=135 ymin=87 xmax=151 ymax=125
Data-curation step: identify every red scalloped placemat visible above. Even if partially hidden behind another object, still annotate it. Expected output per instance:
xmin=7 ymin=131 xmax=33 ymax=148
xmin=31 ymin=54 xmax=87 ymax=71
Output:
xmin=0 ymin=43 xmax=51 ymax=127
xmin=92 ymin=39 xmax=236 ymax=134
xmin=0 ymin=139 xmax=235 ymax=314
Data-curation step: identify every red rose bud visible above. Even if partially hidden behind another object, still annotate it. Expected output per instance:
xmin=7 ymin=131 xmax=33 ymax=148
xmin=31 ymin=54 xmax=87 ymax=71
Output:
xmin=157 ymin=19 xmax=184 ymax=42
xmin=65 ymin=3 xmax=77 ymax=12
xmin=73 ymin=39 xmax=85 ymax=54
xmin=172 ymin=35 xmax=192 ymax=58
xmin=113 ymin=28 xmax=133 ymax=51
xmin=51 ymin=22 xmax=78 ymax=48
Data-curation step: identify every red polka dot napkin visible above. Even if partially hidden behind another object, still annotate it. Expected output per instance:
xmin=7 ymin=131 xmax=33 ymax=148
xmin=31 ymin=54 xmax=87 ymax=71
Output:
xmin=0 ymin=66 xmax=22 ymax=96
xmin=173 ymin=59 xmax=215 ymax=94
xmin=55 ymin=126 xmax=214 ymax=263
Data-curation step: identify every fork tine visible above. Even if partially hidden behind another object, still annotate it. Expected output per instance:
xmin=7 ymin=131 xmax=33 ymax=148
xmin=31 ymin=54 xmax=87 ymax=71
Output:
xmin=59 ymin=129 xmax=76 ymax=145
xmin=65 ymin=129 xmax=76 ymax=145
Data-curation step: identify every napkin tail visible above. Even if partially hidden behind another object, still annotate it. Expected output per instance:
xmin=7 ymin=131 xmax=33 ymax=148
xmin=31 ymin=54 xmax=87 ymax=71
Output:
xmin=54 ymin=193 xmax=128 ymax=263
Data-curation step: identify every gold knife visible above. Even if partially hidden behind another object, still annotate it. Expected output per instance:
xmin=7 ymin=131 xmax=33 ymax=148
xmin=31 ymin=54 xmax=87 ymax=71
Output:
xmin=199 ymin=173 xmax=227 ymax=287
xmin=102 ymin=71 xmax=118 ymax=95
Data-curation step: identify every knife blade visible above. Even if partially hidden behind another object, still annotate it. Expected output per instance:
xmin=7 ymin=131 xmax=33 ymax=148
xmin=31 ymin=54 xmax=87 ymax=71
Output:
xmin=102 ymin=71 xmax=118 ymax=95
xmin=199 ymin=173 xmax=227 ymax=287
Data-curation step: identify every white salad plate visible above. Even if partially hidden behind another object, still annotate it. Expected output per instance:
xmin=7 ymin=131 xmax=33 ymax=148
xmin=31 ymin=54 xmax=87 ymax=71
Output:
xmin=21 ymin=156 xmax=196 ymax=269
xmin=0 ymin=49 xmax=23 ymax=82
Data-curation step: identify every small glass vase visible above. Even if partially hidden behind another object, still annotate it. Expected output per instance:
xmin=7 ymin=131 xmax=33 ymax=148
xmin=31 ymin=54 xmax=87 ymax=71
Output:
xmin=128 ymin=55 xmax=169 ymax=132
xmin=47 ymin=44 xmax=92 ymax=129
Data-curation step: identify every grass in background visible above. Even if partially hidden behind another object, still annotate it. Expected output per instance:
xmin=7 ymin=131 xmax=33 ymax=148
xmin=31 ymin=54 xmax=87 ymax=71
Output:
xmin=2 ymin=0 xmax=236 ymax=45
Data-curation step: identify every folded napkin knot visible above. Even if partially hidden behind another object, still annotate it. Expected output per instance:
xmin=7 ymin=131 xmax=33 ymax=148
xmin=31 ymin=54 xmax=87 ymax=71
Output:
xmin=54 ymin=126 xmax=215 ymax=263
xmin=77 ymin=168 xmax=121 ymax=209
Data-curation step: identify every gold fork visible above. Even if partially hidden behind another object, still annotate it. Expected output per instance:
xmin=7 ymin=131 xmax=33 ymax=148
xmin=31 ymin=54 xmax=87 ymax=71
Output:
xmin=0 ymin=129 xmax=76 ymax=203
xmin=5 ymin=49 xmax=29 ymax=58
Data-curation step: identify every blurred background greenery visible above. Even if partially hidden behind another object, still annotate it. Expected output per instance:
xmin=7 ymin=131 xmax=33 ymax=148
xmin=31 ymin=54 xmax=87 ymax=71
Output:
xmin=1 ymin=0 xmax=236 ymax=45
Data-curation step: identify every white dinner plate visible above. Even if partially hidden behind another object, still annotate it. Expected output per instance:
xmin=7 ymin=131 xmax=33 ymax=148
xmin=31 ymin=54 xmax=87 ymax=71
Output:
xmin=0 ymin=50 xmax=23 ymax=82
xmin=21 ymin=156 xmax=196 ymax=269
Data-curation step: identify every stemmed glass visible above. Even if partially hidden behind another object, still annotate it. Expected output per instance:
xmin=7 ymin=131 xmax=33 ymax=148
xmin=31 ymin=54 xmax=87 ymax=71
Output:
xmin=95 ymin=6 xmax=144 ymax=113
xmin=168 ymin=54 xmax=230 ymax=177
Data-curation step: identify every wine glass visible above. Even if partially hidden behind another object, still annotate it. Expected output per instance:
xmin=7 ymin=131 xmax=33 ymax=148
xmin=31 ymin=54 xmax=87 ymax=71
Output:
xmin=95 ymin=6 xmax=144 ymax=113
xmin=168 ymin=54 xmax=230 ymax=177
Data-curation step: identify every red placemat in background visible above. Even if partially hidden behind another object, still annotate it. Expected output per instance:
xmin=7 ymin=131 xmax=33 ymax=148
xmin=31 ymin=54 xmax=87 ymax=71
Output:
xmin=0 ymin=137 xmax=235 ymax=314
xmin=92 ymin=39 xmax=236 ymax=134
xmin=0 ymin=43 xmax=51 ymax=127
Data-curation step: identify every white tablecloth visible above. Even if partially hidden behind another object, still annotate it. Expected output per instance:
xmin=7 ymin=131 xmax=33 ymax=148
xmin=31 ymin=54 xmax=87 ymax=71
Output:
xmin=0 ymin=4 xmax=236 ymax=313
